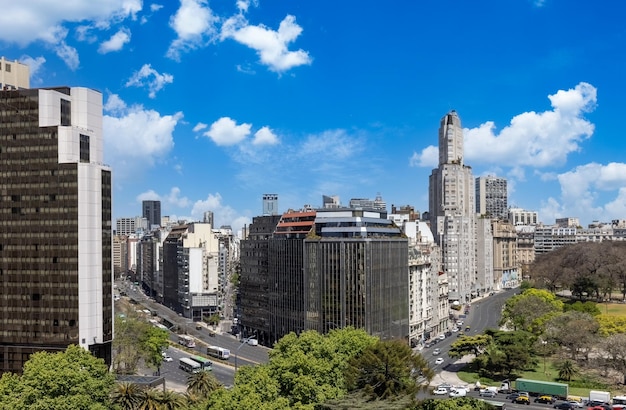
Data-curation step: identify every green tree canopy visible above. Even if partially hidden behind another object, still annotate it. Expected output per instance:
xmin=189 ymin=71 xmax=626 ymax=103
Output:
xmin=417 ymin=397 xmax=498 ymax=410
xmin=113 ymin=315 xmax=169 ymax=374
xmin=448 ymin=334 xmax=492 ymax=359
xmin=345 ymin=339 xmax=433 ymax=400
xmin=0 ymin=344 xmax=115 ymax=410
xmin=545 ymin=311 xmax=600 ymax=359
xmin=500 ymin=288 xmax=564 ymax=334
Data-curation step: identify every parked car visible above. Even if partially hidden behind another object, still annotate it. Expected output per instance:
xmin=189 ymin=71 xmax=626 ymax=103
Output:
xmin=247 ymin=338 xmax=258 ymax=346
xmin=535 ymin=395 xmax=556 ymax=404
xmin=513 ymin=395 xmax=530 ymax=405
xmin=479 ymin=390 xmax=497 ymax=398
xmin=432 ymin=387 xmax=448 ymax=395
xmin=434 ymin=358 xmax=444 ymax=365
xmin=438 ymin=334 xmax=446 ymax=340
xmin=432 ymin=348 xmax=441 ymax=355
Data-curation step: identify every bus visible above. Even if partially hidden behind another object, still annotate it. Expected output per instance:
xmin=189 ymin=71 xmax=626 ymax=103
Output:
xmin=179 ymin=357 xmax=201 ymax=373
xmin=189 ymin=355 xmax=213 ymax=371
xmin=178 ymin=334 xmax=196 ymax=348
xmin=207 ymin=345 xmax=230 ymax=360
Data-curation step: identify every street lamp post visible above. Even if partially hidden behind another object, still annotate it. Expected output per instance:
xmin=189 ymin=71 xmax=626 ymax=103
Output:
xmin=234 ymin=333 xmax=256 ymax=372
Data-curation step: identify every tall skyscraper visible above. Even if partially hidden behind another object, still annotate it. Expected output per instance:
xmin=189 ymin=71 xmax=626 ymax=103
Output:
xmin=476 ymin=175 xmax=508 ymax=219
xmin=262 ymin=194 xmax=278 ymax=216
xmin=428 ymin=110 xmax=477 ymax=302
xmin=142 ymin=200 xmax=161 ymax=228
xmin=0 ymin=86 xmax=113 ymax=373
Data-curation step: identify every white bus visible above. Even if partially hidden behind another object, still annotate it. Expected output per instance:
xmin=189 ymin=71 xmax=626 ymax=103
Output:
xmin=179 ymin=357 xmax=201 ymax=373
xmin=178 ymin=334 xmax=196 ymax=348
xmin=207 ymin=345 xmax=230 ymax=360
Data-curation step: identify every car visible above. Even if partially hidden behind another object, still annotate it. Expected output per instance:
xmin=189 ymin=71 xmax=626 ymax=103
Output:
xmin=513 ymin=395 xmax=530 ymax=405
xmin=449 ymin=388 xmax=467 ymax=397
xmin=451 ymin=326 xmax=459 ymax=332
xmin=432 ymin=387 xmax=448 ymax=395
xmin=438 ymin=334 xmax=445 ymax=340
xmin=553 ymin=403 xmax=576 ymax=410
xmin=457 ymin=331 xmax=465 ymax=337
xmin=465 ymin=325 xmax=471 ymax=331
xmin=456 ymin=320 xmax=463 ymax=326
xmin=535 ymin=395 xmax=555 ymax=404
xmin=566 ymin=401 xmax=583 ymax=408
xmin=432 ymin=348 xmax=441 ymax=355
xmin=506 ymin=392 xmax=521 ymax=400
xmin=479 ymin=390 xmax=497 ymax=398
xmin=434 ymin=358 xmax=444 ymax=365
xmin=246 ymin=338 xmax=258 ymax=346
xmin=163 ymin=355 xmax=173 ymax=362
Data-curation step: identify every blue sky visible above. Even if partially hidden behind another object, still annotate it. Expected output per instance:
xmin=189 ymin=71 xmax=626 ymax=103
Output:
xmin=2 ymin=0 xmax=626 ymax=234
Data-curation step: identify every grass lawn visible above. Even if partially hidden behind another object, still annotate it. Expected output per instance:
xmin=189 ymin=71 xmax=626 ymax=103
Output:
xmin=601 ymin=302 xmax=626 ymax=316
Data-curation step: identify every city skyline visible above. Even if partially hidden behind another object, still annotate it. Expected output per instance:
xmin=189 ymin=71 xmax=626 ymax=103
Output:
xmin=2 ymin=1 xmax=626 ymax=233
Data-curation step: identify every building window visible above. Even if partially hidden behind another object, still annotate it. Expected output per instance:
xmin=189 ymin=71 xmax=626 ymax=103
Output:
xmin=5 ymin=63 xmax=10 ymax=73
xmin=79 ymin=134 xmax=90 ymax=163
xmin=60 ymin=99 xmax=71 ymax=126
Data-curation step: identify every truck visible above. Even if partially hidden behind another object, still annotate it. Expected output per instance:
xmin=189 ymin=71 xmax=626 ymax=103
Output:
xmin=588 ymin=390 xmax=611 ymax=405
xmin=514 ymin=378 xmax=568 ymax=399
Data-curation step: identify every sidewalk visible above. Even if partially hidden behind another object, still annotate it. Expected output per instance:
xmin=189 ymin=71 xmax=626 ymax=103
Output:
xmin=429 ymin=355 xmax=473 ymax=389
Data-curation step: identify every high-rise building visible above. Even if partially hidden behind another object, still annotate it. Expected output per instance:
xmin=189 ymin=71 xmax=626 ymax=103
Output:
xmin=0 ymin=57 xmax=30 ymax=90
xmin=203 ymin=211 xmax=214 ymax=226
xmin=142 ymin=200 xmax=161 ymax=228
xmin=0 ymin=86 xmax=113 ymax=373
xmin=115 ymin=216 xmax=147 ymax=236
xmin=262 ymin=194 xmax=279 ymax=216
xmin=476 ymin=175 xmax=508 ymax=219
xmin=349 ymin=193 xmax=387 ymax=213
xmin=508 ymin=208 xmax=538 ymax=226
xmin=428 ymin=110 xmax=477 ymax=302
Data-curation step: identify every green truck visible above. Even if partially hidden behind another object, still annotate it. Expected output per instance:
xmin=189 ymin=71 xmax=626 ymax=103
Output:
xmin=514 ymin=378 xmax=568 ymax=399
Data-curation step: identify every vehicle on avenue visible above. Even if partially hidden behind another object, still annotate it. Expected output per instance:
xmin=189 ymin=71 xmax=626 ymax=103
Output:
xmin=566 ymin=400 xmax=583 ymax=408
xmin=513 ymin=395 xmax=530 ymax=405
xmin=434 ymin=358 xmax=444 ymax=365
xmin=506 ymin=392 xmax=522 ymax=400
xmin=535 ymin=395 xmax=556 ymax=404
xmin=163 ymin=355 xmax=173 ymax=362
xmin=449 ymin=388 xmax=467 ymax=397
xmin=451 ymin=326 xmax=459 ymax=332
xmin=465 ymin=325 xmax=471 ymax=332
xmin=438 ymin=334 xmax=445 ymax=340
xmin=480 ymin=390 xmax=497 ymax=398
xmin=432 ymin=387 xmax=448 ymax=395
xmin=432 ymin=348 xmax=441 ymax=355
xmin=553 ymin=402 xmax=576 ymax=410
xmin=246 ymin=338 xmax=258 ymax=346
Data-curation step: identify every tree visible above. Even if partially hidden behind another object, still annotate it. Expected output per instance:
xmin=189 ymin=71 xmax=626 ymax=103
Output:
xmin=0 ymin=344 xmax=115 ymax=410
xmin=266 ymin=327 xmax=377 ymax=407
xmin=545 ymin=311 xmax=599 ymax=359
xmin=556 ymin=359 xmax=578 ymax=381
xmin=563 ymin=300 xmax=601 ymax=316
xmin=500 ymin=288 xmax=563 ymax=334
xmin=417 ymin=397 xmax=498 ymax=410
xmin=111 ymin=382 xmax=143 ymax=410
xmin=157 ymin=390 xmax=186 ymax=410
xmin=596 ymin=314 xmax=626 ymax=337
xmin=447 ymin=334 xmax=492 ymax=359
xmin=113 ymin=315 xmax=169 ymax=375
xmin=345 ymin=339 xmax=433 ymax=400
xmin=137 ymin=388 xmax=161 ymax=410
xmin=187 ymin=369 xmax=222 ymax=398
xmin=601 ymin=333 xmax=626 ymax=384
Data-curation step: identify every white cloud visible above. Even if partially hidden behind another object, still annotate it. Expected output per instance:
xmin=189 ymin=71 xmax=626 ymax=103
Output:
xmin=193 ymin=122 xmax=208 ymax=132
xmin=253 ymin=126 xmax=279 ymax=145
xmin=166 ymin=0 xmax=219 ymax=61
xmin=54 ymin=42 xmax=80 ymax=70
xmin=204 ymin=117 xmax=251 ymax=146
xmin=99 ymin=27 xmax=131 ymax=53
xmin=221 ymin=14 xmax=312 ymax=72
xmin=411 ymin=82 xmax=597 ymax=170
xmin=125 ymin=64 xmax=174 ymax=98
xmin=151 ymin=4 xmax=164 ymax=12
xmin=103 ymin=94 xmax=183 ymax=179
xmin=190 ymin=193 xmax=250 ymax=234
xmin=299 ymin=129 xmax=361 ymax=160
xmin=137 ymin=190 xmax=161 ymax=202
xmin=19 ymin=55 xmax=46 ymax=84
xmin=165 ymin=187 xmax=191 ymax=208
xmin=0 ymin=1 xmax=141 ymax=46
xmin=409 ymin=145 xmax=438 ymax=168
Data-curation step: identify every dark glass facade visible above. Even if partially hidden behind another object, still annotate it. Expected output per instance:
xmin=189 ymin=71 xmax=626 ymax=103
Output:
xmin=0 ymin=88 xmax=112 ymax=373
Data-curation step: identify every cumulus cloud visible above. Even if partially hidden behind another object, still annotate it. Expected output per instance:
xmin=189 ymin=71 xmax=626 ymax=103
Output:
xmin=409 ymin=145 xmax=438 ymax=168
xmin=204 ymin=117 xmax=251 ymax=146
xmin=190 ymin=193 xmax=250 ymax=234
xmin=193 ymin=122 xmax=208 ymax=132
xmin=20 ymin=55 xmax=46 ymax=84
xmin=99 ymin=27 xmax=131 ymax=53
xmin=165 ymin=187 xmax=191 ymax=208
xmin=0 ymin=2 xmax=141 ymax=67
xmin=253 ymin=126 xmax=279 ymax=145
xmin=137 ymin=190 xmax=160 ymax=202
xmin=221 ymin=14 xmax=312 ymax=72
xmin=103 ymin=94 xmax=183 ymax=179
xmin=411 ymin=82 xmax=597 ymax=169
xmin=125 ymin=64 xmax=174 ymax=98
xmin=166 ymin=0 xmax=219 ymax=61
xmin=300 ymin=129 xmax=361 ymax=160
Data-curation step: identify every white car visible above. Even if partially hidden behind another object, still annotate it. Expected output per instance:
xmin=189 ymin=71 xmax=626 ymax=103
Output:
xmin=432 ymin=387 xmax=448 ymax=395
xmin=435 ymin=358 xmax=444 ymax=365
xmin=246 ymin=338 xmax=258 ymax=346
xmin=432 ymin=348 xmax=441 ymax=355
xmin=163 ymin=355 xmax=173 ymax=362
xmin=451 ymin=327 xmax=459 ymax=332
xmin=449 ymin=388 xmax=467 ymax=397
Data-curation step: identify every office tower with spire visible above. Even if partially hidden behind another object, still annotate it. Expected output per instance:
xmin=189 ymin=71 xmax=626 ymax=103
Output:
xmin=428 ymin=110 xmax=477 ymax=302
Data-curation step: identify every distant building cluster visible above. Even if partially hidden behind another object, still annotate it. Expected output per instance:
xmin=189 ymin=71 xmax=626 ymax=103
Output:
xmin=3 ymin=57 xmax=626 ymax=374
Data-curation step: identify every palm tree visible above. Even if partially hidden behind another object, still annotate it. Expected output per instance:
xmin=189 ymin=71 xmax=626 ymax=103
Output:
xmin=557 ymin=359 xmax=578 ymax=381
xmin=138 ymin=388 xmax=162 ymax=410
xmin=158 ymin=389 xmax=186 ymax=410
xmin=187 ymin=369 xmax=222 ymax=399
xmin=111 ymin=381 xmax=143 ymax=410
